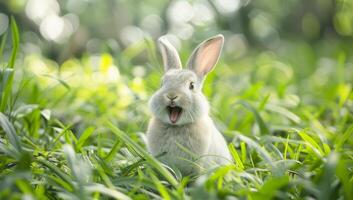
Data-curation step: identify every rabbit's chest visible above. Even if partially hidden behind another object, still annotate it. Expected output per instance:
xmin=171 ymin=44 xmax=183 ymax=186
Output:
xmin=148 ymin=123 xmax=211 ymax=159
xmin=146 ymin=118 xmax=214 ymax=174
xmin=159 ymin=127 xmax=208 ymax=156
xmin=153 ymin=127 xmax=210 ymax=174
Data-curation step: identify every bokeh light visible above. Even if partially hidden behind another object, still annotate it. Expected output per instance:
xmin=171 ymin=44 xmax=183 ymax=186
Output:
xmin=0 ymin=13 xmax=9 ymax=35
xmin=214 ymin=0 xmax=241 ymax=15
xmin=25 ymin=0 xmax=60 ymax=23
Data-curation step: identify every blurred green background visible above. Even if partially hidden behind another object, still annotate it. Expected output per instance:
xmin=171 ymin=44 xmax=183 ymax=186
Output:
xmin=0 ymin=0 xmax=353 ymax=199
xmin=1 ymin=0 xmax=352 ymax=131
xmin=1 ymin=0 xmax=353 ymax=61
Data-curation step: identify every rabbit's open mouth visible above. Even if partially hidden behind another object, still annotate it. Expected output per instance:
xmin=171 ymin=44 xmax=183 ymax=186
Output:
xmin=167 ymin=106 xmax=182 ymax=124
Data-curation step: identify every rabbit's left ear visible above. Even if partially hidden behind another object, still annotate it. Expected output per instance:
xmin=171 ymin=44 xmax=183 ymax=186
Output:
xmin=158 ymin=36 xmax=182 ymax=72
xmin=187 ymin=34 xmax=224 ymax=79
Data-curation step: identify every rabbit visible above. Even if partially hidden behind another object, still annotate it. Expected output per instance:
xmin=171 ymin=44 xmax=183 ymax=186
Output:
xmin=146 ymin=34 xmax=232 ymax=175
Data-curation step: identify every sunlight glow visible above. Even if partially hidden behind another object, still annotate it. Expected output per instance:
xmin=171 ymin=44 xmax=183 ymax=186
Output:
xmin=215 ymin=0 xmax=241 ymax=15
xmin=120 ymin=26 xmax=144 ymax=45
xmin=168 ymin=0 xmax=194 ymax=24
xmin=25 ymin=0 xmax=60 ymax=23
xmin=26 ymin=0 xmax=77 ymax=43
xmin=192 ymin=2 xmax=214 ymax=26
xmin=141 ymin=14 xmax=162 ymax=37
xmin=27 ymin=55 xmax=50 ymax=75
xmin=40 ymin=15 xmax=65 ymax=41
xmin=132 ymin=66 xmax=146 ymax=78
xmin=107 ymin=66 xmax=120 ymax=82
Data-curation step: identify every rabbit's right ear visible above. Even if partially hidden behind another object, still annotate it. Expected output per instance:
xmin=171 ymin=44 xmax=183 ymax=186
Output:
xmin=186 ymin=35 xmax=224 ymax=80
xmin=158 ymin=36 xmax=182 ymax=72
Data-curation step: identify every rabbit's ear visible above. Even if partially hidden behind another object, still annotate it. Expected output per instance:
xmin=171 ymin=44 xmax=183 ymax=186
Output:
xmin=187 ymin=34 xmax=224 ymax=79
xmin=158 ymin=36 xmax=182 ymax=72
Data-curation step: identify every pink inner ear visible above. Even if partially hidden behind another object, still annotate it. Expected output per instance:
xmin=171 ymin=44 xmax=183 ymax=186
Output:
xmin=195 ymin=39 xmax=223 ymax=76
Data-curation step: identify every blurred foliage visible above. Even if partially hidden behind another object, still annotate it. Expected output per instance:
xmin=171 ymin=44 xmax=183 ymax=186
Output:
xmin=0 ymin=0 xmax=353 ymax=199
xmin=0 ymin=0 xmax=352 ymax=62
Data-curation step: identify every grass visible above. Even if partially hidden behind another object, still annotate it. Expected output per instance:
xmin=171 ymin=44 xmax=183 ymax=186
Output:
xmin=0 ymin=18 xmax=353 ymax=199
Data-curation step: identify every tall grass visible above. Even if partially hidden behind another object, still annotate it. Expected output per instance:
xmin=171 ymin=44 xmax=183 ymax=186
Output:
xmin=0 ymin=18 xmax=353 ymax=199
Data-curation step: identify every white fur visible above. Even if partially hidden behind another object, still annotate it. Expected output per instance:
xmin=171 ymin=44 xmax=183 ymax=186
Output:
xmin=146 ymin=35 xmax=232 ymax=175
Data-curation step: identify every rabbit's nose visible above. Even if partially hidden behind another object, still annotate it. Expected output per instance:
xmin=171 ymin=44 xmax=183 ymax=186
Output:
xmin=166 ymin=94 xmax=178 ymax=101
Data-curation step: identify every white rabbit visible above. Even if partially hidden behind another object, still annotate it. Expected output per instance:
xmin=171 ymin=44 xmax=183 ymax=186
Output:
xmin=146 ymin=34 xmax=232 ymax=175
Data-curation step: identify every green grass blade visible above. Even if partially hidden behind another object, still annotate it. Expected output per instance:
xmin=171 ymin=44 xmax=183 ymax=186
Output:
xmin=258 ymin=94 xmax=271 ymax=111
xmin=42 ymin=74 xmax=71 ymax=90
xmin=104 ymin=140 xmax=122 ymax=162
xmin=15 ymin=180 xmax=34 ymax=194
xmin=236 ymin=101 xmax=270 ymax=135
xmin=241 ymin=142 xmax=247 ymax=163
xmin=90 ymin=155 xmax=115 ymax=188
xmin=43 ymin=174 xmax=74 ymax=192
xmin=335 ymin=124 xmax=353 ymax=151
xmin=77 ymin=126 xmax=95 ymax=151
xmin=106 ymin=122 xmax=179 ymax=188
xmin=236 ymin=134 xmax=274 ymax=167
xmin=0 ymin=112 xmax=22 ymax=152
xmin=8 ymin=16 xmax=19 ymax=69
xmin=284 ymin=134 xmax=289 ymax=160
xmin=85 ymin=184 xmax=131 ymax=200
xmin=0 ymin=141 xmax=21 ymax=158
xmin=0 ymin=68 xmax=14 ymax=112
xmin=0 ymin=31 xmax=8 ymax=61
xmin=297 ymin=130 xmax=324 ymax=156
xmin=36 ymin=158 xmax=74 ymax=190
xmin=252 ymin=176 xmax=289 ymax=199
xmin=229 ymin=143 xmax=244 ymax=170
xmin=50 ymin=124 xmax=74 ymax=150
xmin=265 ymin=104 xmax=301 ymax=124
xmin=149 ymin=170 xmax=171 ymax=200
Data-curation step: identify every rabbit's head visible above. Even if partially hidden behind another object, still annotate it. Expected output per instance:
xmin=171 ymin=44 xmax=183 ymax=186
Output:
xmin=149 ymin=35 xmax=224 ymax=125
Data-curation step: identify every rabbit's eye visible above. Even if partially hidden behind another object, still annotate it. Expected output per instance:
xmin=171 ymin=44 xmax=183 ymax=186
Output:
xmin=189 ymin=82 xmax=194 ymax=90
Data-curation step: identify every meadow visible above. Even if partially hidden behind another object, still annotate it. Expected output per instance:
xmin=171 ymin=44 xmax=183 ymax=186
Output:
xmin=1 ymin=3 xmax=353 ymax=199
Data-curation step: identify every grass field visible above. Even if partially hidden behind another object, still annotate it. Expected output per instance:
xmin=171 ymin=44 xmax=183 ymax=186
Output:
xmin=1 ymin=18 xmax=353 ymax=200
